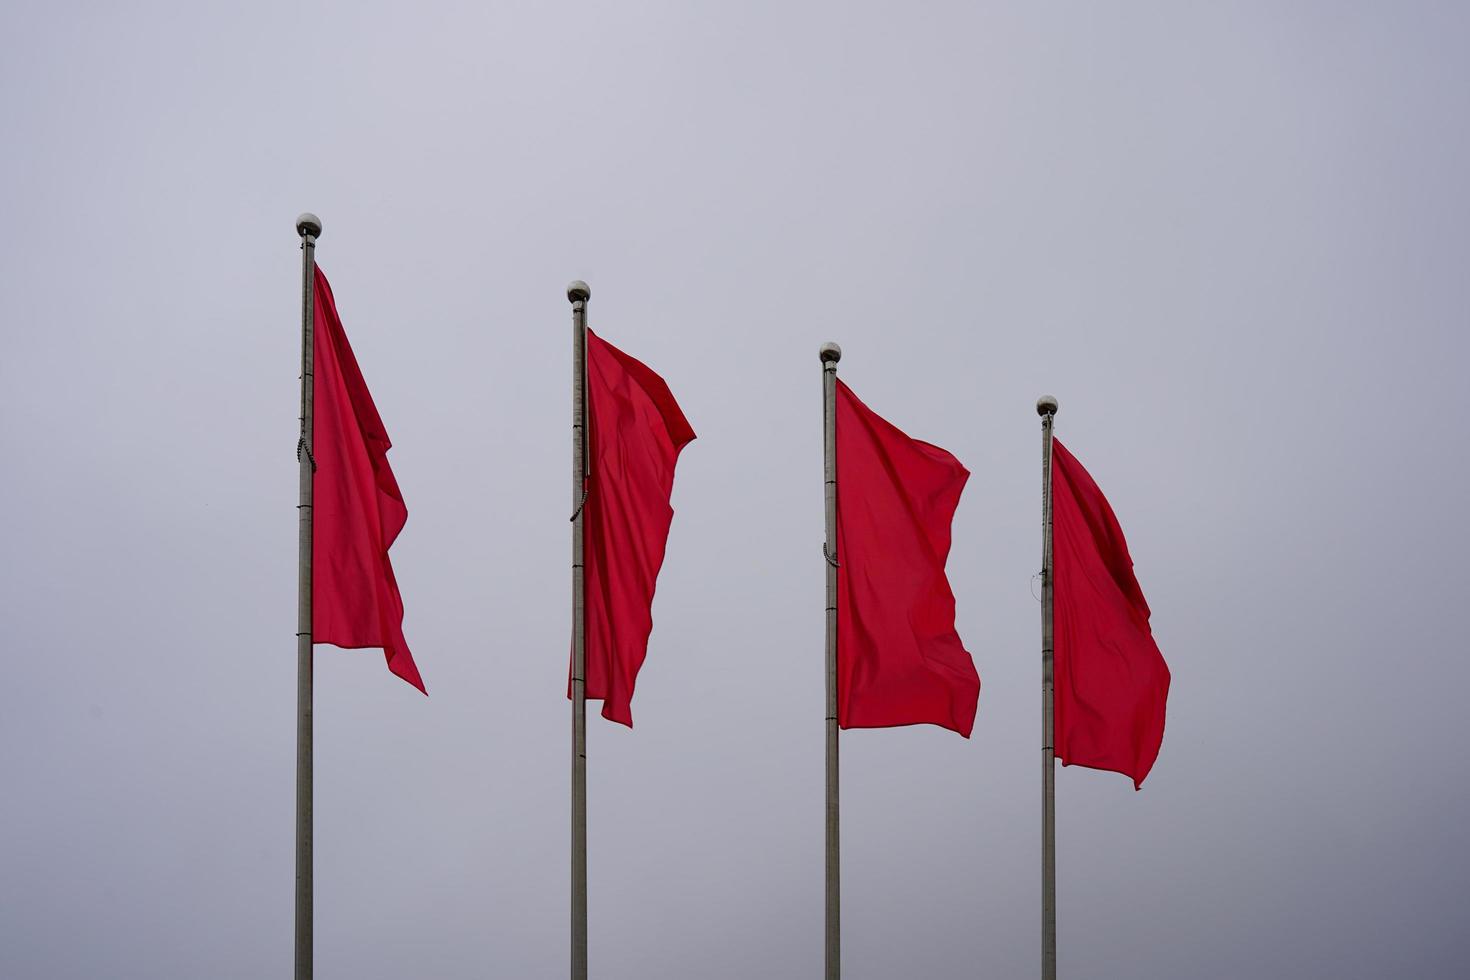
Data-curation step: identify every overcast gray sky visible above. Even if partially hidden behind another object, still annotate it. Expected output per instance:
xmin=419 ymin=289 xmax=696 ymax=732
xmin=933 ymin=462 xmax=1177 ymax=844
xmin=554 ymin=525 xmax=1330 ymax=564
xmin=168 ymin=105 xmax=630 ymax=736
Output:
xmin=2 ymin=2 xmax=1467 ymax=978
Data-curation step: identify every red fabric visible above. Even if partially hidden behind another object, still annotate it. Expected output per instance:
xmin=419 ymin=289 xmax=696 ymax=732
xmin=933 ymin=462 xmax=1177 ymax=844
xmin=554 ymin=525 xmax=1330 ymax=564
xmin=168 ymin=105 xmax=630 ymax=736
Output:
xmin=575 ymin=330 xmax=696 ymax=726
xmin=311 ymin=267 xmax=424 ymax=693
xmin=1052 ymin=439 xmax=1169 ymax=787
xmin=835 ymin=381 xmax=979 ymax=737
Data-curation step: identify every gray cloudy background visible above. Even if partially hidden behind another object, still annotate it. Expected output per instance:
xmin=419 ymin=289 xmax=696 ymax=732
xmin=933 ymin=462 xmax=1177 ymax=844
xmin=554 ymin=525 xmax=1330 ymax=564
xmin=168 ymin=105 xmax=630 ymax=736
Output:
xmin=2 ymin=2 xmax=1467 ymax=978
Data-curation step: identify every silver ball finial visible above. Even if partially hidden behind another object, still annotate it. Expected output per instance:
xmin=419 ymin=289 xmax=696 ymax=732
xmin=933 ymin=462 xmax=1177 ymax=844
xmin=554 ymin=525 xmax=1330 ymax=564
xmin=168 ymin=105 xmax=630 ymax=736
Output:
xmin=819 ymin=342 xmax=842 ymax=364
xmin=566 ymin=280 xmax=591 ymax=304
xmin=296 ymin=212 xmax=322 ymax=239
xmin=1036 ymin=395 xmax=1059 ymax=417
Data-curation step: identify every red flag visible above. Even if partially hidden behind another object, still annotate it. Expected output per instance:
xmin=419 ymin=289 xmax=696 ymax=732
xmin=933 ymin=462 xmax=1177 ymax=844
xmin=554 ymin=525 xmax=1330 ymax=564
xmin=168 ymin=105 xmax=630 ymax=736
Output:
xmin=311 ymin=267 xmax=424 ymax=693
xmin=576 ymin=330 xmax=695 ymax=726
xmin=1052 ymin=439 xmax=1169 ymax=787
xmin=835 ymin=380 xmax=979 ymax=737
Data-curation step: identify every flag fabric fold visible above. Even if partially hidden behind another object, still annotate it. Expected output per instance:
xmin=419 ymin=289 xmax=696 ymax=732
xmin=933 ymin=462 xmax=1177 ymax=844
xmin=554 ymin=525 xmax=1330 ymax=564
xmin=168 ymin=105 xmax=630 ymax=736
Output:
xmin=311 ymin=266 xmax=424 ymax=693
xmin=1051 ymin=438 xmax=1169 ymax=787
xmin=576 ymin=329 xmax=696 ymax=727
xmin=835 ymin=380 xmax=979 ymax=737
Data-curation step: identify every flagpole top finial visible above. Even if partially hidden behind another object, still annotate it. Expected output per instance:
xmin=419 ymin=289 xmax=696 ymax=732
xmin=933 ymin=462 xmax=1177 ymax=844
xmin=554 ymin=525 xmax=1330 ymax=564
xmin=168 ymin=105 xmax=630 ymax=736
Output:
xmin=295 ymin=213 xmax=322 ymax=239
xmin=1037 ymin=395 xmax=1059 ymax=417
xmin=567 ymin=280 xmax=591 ymax=304
xmin=819 ymin=342 xmax=842 ymax=364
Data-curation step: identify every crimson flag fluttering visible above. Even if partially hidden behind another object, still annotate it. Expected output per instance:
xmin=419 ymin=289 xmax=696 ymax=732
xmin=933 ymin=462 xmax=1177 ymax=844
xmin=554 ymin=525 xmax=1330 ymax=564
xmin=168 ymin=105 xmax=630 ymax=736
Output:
xmin=574 ymin=330 xmax=696 ymax=726
xmin=311 ymin=267 xmax=424 ymax=693
xmin=835 ymin=380 xmax=980 ymax=737
xmin=1052 ymin=439 xmax=1170 ymax=787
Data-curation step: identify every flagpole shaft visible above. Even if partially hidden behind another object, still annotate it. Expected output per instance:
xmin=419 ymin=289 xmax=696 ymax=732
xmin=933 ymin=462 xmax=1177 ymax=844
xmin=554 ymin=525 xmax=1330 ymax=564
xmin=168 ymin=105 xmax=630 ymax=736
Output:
xmin=1038 ymin=395 xmax=1059 ymax=980
xmin=294 ymin=213 xmax=321 ymax=980
xmin=820 ymin=342 xmax=842 ymax=980
xmin=568 ymin=281 xmax=591 ymax=980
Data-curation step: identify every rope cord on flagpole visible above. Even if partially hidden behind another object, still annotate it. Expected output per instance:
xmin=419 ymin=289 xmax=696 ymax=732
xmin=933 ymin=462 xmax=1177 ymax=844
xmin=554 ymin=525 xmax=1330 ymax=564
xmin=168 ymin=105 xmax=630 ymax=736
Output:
xmin=569 ymin=484 xmax=588 ymax=522
xmin=823 ymin=542 xmax=840 ymax=567
xmin=297 ymin=435 xmax=316 ymax=472
xmin=297 ymin=360 xmax=315 ymax=471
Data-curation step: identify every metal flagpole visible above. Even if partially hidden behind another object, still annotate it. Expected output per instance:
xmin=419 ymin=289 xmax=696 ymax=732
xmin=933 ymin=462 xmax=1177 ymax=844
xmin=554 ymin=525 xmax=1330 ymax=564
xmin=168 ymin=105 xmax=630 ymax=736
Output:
xmin=1037 ymin=394 xmax=1059 ymax=980
xmin=820 ymin=341 xmax=842 ymax=980
xmin=568 ymin=280 xmax=591 ymax=980
xmin=294 ymin=212 xmax=322 ymax=980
